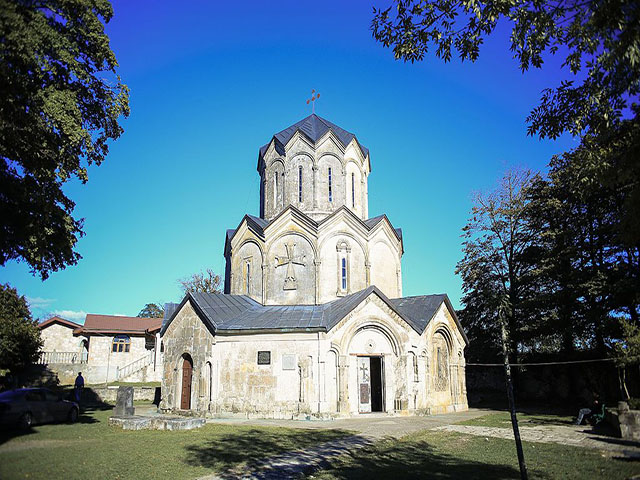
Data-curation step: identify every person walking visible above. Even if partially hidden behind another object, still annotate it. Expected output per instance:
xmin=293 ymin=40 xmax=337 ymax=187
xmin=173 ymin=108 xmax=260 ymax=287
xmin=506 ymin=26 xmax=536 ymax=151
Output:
xmin=74 ymin=372 xmax=84 ymax=408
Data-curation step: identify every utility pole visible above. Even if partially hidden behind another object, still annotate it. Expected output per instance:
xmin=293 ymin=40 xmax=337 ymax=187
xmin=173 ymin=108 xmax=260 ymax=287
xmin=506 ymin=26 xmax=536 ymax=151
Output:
xmin=500 ymin=303 xmax=528 ymax=480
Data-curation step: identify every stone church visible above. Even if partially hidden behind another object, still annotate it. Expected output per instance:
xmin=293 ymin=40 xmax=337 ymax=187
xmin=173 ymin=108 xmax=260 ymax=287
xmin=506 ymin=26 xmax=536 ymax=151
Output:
xmin=160 ymin=114 xmax=468 ymax=417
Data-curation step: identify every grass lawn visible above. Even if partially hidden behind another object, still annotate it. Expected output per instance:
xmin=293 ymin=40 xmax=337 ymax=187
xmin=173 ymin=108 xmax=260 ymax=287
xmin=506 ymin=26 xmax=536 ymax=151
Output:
xmin=311 ymin=429 xmax=640 ymax=479
xmin=0 ymin=404 xmax=350 ymax=480
xmin=459 ymin=411 xmax=575 ymax=428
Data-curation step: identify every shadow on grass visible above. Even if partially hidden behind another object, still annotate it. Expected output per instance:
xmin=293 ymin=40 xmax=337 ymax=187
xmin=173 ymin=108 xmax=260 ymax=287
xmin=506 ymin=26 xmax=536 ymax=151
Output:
xmin=185 ymin=429 xmax=540 ymax=480
xmin=318 ymin=437 xmax=551 ymax=480
xmin=0 ymin=396 xmax=112 ymax=445
xmin=184 ymin=428 xmax=351 ymax=474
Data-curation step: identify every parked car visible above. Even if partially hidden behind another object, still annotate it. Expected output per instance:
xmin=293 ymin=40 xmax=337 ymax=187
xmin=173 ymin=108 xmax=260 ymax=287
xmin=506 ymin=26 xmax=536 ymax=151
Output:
xmin=0 ymin=388 xmax=79 ymax=429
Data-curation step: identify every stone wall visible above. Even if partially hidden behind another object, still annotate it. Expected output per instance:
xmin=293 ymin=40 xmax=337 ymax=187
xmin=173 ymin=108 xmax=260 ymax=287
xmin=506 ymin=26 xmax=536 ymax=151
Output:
xmin=466 ymin=360 xmax=639 ymax=407
xmin=161 ymin=291 xmax=468 ymax=418
xmin=91 ymin=385 xmax=158 ymax=403
xmin=40 ymin=323 xmax=86 ymax=352
xmin=161 ymin=301 xmax=215 ymax=411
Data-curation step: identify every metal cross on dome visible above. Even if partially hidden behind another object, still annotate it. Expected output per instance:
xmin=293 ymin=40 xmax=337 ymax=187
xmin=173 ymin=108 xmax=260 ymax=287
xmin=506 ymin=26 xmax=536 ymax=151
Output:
xmin=306 ymin=89 xmax=320 ymax=113
xmin=275 ymin=242 xmax=306 ymax=290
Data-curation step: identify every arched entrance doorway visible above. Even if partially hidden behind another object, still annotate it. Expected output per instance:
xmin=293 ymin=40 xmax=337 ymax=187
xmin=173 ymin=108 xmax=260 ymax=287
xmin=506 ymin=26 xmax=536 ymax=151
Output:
xmin=180 ymin=354 xmax=193 ymax=410
xmin=347 ymin=323 xmax=400 ymax=414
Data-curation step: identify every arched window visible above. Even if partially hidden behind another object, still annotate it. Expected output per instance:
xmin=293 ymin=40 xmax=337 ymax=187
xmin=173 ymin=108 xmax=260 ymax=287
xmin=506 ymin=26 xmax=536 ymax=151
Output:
xmin=336 ymin=240 xmax=350 ymax=295
xmin=298 ymin=166 xmax=303 ymax=203
xmin=328 ymin=167 xmax=332 ymax=202
xmin=112 ymin=335 xmax=130 ymax=353
xmin=273 ymin=171 xmax=278 ymax=207
xmin=351 ymin=172 xmax=355 ymax=208
xmin=245 ymin=262 xmax=251 ymax=295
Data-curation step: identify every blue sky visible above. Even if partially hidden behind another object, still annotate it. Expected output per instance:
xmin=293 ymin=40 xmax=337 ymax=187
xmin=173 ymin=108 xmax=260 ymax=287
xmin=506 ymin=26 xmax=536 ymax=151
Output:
xmin=1 ymin=0 xmax=575 ymax=322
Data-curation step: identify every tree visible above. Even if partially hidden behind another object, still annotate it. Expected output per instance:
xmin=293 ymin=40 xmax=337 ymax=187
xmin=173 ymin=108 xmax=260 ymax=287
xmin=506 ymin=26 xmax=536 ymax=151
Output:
xmin=455 ymin=169 xmax=542 ymax=362
xmin=371 ymin=0 xmax=640 ymax=140
xmin=179 ymin=268 xmax=223 ymax=295
xmin=0 ymin=0 xmax=129 ymax=279
xmin=137 ymin=303 xmax=164 ymax=318
xmin=0 ymin=283 xmax=43 ymax=376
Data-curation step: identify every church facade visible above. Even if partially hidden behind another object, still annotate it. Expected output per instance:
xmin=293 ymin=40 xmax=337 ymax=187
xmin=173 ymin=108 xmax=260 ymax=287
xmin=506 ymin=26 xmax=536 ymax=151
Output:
xmin=160 ymin=114 xmax=468 ymax=417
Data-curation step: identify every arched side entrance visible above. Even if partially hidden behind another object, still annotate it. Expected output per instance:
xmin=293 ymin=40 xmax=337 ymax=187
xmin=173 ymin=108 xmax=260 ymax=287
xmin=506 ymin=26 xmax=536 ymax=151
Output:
xmin=180 ymin=354 xmax=193 ymax=410
xmin=345 ymin=322 xmax=401 ymax=414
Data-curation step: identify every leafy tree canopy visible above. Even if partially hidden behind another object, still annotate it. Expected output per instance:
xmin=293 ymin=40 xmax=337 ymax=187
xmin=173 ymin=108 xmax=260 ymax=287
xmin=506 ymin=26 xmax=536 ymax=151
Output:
xmin=372 ymin=0 xmax=640 ymax=139
xmin=455 ymin=169 xmax=542 ymax=361
xmin=0 ymin=0 xmax=129 ymax=279
xmin=0 ymin=283 xmax=43 ymax=376
xmin=179 ymin=268 xmax=223 ymax=295
xmin=137 ymin=302 xmax=164 ymax=318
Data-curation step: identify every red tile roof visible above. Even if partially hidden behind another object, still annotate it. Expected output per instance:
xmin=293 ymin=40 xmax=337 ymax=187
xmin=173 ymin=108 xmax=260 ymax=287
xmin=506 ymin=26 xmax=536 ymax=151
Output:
xmin=77 ymin=314 xmax=163 ymax=335
xmin=38 ymin=316 xmax=82 ymax=330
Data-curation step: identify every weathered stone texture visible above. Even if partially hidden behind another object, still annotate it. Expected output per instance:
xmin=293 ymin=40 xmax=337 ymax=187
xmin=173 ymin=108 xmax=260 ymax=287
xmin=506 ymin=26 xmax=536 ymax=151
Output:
xmin=40 ymin=323 xmax=86 ymax=353
xmin=162 ymin=115 xmax=468 ymax=418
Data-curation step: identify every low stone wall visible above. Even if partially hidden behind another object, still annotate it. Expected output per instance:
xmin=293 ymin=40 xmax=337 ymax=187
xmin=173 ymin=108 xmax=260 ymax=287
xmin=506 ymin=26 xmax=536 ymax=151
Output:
xmin=606 ymin=404 xmax=640 ymax=441
xmin=91 ymin=386 xmax=159 ymax=403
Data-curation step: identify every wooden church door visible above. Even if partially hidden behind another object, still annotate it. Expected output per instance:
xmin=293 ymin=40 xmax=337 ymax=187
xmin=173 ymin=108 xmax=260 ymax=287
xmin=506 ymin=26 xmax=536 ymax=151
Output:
xmin=181 ymin=356 xmax=193 ymax=409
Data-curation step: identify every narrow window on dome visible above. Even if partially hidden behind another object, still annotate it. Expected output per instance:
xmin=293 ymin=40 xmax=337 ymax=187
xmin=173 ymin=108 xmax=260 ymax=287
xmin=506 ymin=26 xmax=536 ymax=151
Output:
xmin=328 ymin=167 xmax=333 ymax=202
xmin=298 ymin=166 xmax=303 ymax=203
xmin=341 ymin=257 xmax=347 ymax=290
xmin=246 ymin=262 xmax=251 ymax=295
xmin=273 ymin=171 xmax=278 ymax=207
xmin=351 ymin=172 xmax=355 ymax=208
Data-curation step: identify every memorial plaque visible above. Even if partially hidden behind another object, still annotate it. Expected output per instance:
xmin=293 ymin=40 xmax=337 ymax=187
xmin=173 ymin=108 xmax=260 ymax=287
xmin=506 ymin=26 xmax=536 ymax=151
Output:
xmin=282 ymin=354 xmax=296 ymax=370
xmin=359 ymin=383 xmax=370 ymax=404
xmin=257 ymin=351 xmax=271 ymax=365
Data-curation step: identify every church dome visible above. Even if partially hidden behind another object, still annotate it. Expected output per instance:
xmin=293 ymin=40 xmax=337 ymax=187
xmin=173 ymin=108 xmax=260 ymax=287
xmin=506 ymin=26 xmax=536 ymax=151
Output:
xmin=257 ymin=114 xmax=371 ymax=222
xmin=258 ymin=114 xmax=369 ymax=171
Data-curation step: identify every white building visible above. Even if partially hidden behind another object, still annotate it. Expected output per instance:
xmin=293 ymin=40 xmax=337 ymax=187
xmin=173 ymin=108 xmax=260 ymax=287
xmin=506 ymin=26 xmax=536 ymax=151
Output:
xmin=160 ymin=114 xmax=468 ymax=417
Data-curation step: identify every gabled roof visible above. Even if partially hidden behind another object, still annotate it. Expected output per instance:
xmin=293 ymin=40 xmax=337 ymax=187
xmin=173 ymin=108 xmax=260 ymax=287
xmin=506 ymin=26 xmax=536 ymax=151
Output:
xmin=77 ymin=314 xmax=163 ymax=335
xmin=38 ymin=316 xmax=82 ymax=330
xmin=161 ymin=286 xmax=467 ymax=344
xmin=258 ymin=114 xmax=369 ymax=172
xmin=225 ymin=205 xmax=403 ymax=255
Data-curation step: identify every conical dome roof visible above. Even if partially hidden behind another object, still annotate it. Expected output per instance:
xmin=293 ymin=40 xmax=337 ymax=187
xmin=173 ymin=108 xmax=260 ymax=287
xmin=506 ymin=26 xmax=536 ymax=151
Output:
xmin=258 ymin=114 xmax=369 ymax=169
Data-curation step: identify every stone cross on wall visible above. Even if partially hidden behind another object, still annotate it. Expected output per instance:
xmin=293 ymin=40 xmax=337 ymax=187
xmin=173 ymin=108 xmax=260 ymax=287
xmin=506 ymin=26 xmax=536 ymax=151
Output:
xmin=275 ymin=242 xmax=306 ymax=290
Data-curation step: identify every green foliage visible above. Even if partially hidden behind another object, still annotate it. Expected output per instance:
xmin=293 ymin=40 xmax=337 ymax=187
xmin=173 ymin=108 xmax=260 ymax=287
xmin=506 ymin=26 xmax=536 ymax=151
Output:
xmin=137 ymin=303 xmax=164 ymax=318
xmin=179 ymin=268 xmax=223 ymax=295
xmin=529 ymin=111 xmax=640 ymax=354
xmin=0 ymin=0 xmax=129 ymax=279
xmin=616 ymin=319 xmax=640 ymax=365
xmin=455 ymin=169 xmax=541 ymax=361
xmin=457 ymin=115 xmax=639 ymax=360
xmin=0 ymin=283 xmax=43 ymax=376
xmin=371 ymin=0 xmax=640 ymax=140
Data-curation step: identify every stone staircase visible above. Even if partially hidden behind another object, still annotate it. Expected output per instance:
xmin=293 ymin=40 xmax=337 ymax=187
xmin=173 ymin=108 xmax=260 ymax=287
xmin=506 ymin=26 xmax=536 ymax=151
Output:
xmin=116 ymin=352 xmax=154 ymax=381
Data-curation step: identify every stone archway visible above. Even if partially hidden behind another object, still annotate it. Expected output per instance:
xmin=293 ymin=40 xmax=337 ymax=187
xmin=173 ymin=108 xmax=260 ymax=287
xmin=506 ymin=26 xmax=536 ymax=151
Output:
xmin=345 ymin=323 xmax=401 ymax=414
xmin=180 ymin=354 xmax=193 ymax=410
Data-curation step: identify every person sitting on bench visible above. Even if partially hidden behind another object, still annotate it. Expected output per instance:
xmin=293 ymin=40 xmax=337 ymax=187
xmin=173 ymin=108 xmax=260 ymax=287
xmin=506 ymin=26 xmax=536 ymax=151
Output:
xmin=575 ymin=392 xmax=600 ymax=425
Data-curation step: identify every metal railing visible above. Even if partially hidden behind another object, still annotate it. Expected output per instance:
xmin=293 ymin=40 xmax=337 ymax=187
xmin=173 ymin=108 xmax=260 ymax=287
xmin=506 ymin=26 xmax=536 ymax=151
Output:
xmin=38 ymin=351 xmax=88 ymax=365
xmin=116 ymin=352 xmax=153 ymax=380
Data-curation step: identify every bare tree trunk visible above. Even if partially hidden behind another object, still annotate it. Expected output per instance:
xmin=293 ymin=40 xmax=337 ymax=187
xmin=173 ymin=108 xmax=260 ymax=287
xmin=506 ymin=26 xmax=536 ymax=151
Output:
xmin=501 ymin=321 xmax=528 ymax=480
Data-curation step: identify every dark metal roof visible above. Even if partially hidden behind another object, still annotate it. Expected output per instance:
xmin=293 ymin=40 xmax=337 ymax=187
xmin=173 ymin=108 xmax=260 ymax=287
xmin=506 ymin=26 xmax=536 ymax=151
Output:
xmin=258 ymin=114 xmax=369 ymax=170
xmin=224 ymin=205 xmax=403 ymax=255
xmin=160 ymin=286 xmax=465 ymax=342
